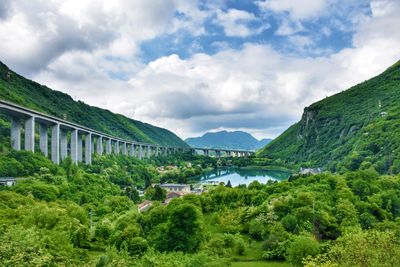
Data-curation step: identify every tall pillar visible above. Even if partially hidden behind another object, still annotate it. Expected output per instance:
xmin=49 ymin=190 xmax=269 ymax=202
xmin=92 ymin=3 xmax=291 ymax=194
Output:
xmin=106 ymin=138 xmax=112 ymax=155
xmin=91 ymin=139 xmax=95 ymax=156
xmin=130 ymin=144 xmax=135 ymax=157
xmin=60 ymin=129 xmax=68 ymax=160
xmin=24 ymin=116 xmax=35 ymax=152
xmin=78 ymin=134 xmax=83 ymax=162
xmin=39 ymin=124 xmax=48 ymax=156
xmin=138 ymin=145 xmax=142 ymax=160
xmin=97 ymin=136 xmax=103 ymax=155
xmin=85 ymin=133 xmax=92 ymax=164
xmin=114 ymin=140 xmax=119 ymax=154
xmin=155 ymin=147 xmax=159 ymax=157
xmin=147 ymin=145 xmax=151 ymax=159
xmin=71 ymin=129 xmax=78 ymax=164
xmin=51 ymin=124 xmax=60 ymax=164
xmin=11 ymin=117 xmax=21 ymax=151
xmin=122 ymin=142 xmax=127 ymax=155
xmin=216 ymin=150 xmax=221 ymax=158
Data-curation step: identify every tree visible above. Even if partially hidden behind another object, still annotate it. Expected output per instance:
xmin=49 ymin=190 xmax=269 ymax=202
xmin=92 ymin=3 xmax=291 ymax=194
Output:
xmin=154 ymin=204 xmax=205 ymax=253
xmin=304 ymin=230 xmax=400 ymax=267
xmin=125 ymin=186 xmax=140 ymax=203
xmin=145 ymin=185 xmax=166 ymax=202
xmin=226 ymin=180 xmax=232 ymax=188
xmin=287 ymin=235 xmax=320 ymax=266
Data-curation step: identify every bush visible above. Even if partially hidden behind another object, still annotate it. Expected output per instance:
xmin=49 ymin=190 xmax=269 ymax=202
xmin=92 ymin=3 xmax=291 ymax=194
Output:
xmin=287 ymin=235 xmax=320 ymax=266
xmin=304 ymin=229 xmax=400 ymax=267
xmin=124 ymin=237 xmax=149 ymax=256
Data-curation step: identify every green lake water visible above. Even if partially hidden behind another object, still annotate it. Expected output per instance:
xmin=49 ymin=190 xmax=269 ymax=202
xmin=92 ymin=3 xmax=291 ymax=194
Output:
xmin=199 ymin=168 xmax=291 ymax=186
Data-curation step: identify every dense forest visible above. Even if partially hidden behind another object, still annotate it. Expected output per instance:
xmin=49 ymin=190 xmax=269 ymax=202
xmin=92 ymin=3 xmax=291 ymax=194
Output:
xmin=0 ymin=61 xmax=187 ymax=147
xmin=258 ymin=60 xmax=400 ymax=174
xmin=1 ymin=151 xmax=399 ymax=266
xmin=1 ymin=59 xmax=400 ymax=266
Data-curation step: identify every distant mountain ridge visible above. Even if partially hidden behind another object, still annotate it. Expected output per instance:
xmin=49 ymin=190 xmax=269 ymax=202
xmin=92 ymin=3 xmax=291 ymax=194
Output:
xmin=185 ymin=131 xmax=271 ymax=151
xmin=0 ymin=61 xmax=188 ymax=147
xmin=258 ymin=60 xmax=400 ymax=174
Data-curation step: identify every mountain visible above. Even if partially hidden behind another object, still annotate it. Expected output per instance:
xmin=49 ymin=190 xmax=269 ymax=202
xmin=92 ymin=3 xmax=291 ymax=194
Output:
xmin=0 ymin=61 xmax=187 ymax=147
xmin=185 ymin=130 xmax=271 ymax=151
xmin=258 ymin=60 xmax=400 ymax=174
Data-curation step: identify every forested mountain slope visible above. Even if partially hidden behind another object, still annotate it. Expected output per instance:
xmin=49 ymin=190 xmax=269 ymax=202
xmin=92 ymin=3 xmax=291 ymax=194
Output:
xmin=258 ymin=60 xmax=400 ymax=174
xmin=0 ymin=61 xmax=187 ymax=147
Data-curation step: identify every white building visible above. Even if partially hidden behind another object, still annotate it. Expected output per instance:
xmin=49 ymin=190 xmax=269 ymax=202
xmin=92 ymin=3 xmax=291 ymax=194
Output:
xmin=159 ymin=183 xmax=191 ymax=193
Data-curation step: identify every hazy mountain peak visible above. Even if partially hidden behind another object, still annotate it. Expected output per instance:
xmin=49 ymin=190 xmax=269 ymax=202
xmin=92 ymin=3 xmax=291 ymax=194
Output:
xmin=185 ymin=130 xmax=271 ymax=150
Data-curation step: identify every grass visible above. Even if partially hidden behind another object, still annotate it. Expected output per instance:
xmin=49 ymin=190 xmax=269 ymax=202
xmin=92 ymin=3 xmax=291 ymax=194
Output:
xmin=202 ymin=216 xmax=289 ymax=267
xmin=231 ymin=261 xmax=290 ymax=267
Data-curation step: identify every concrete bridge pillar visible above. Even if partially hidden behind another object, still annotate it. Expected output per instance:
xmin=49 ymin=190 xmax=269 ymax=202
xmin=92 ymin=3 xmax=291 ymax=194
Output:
xmin=24 ymin=116 xmax=35 ymax=152
xmin=216 ymin=150 xmax=221 ymax=158
xmin=130 ymin=144 xmax=135 ymax=157
xmin=121 ymin=142 xmax=127 ymax=155
xmin=71 ymin=129 xmax=79 ymax=164
xmin=78 ymin=134 xmax=83 ymax=162
xmin=106 ymin=138 xmax=112 ymax=155
xmin=147 ymin=145 xmax=151 ymax=158
xmin=39 ymin=123 xmax=48 ymax=157
xmin=51 ymin=124 xmax=60 ymax=164
xmin=114 ymin=140 xmax=120 ymax=154
xmin=138 ymin=145 xmax=143 ymax=160
xmin=97 ymin=136 xmax=103 ymax=155
xmin=60 ymin=129 xmax=68 ymax=161
xmin=11 ymin=117 xmax=21 ymax=151
xmin=85 ymin=133 xmax=92 ymax=165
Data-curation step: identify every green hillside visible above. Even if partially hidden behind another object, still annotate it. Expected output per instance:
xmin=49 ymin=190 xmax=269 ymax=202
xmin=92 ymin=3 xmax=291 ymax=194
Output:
xmin=258 ymin=60 xmax=400 ymax=174
xmin=0 ymin=61 xmax=187 ymax=147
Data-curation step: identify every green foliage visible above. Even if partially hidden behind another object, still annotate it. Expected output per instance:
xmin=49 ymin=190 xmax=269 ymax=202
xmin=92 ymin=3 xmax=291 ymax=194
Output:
xmin=153 ymin=203 xmax=205 ymax=253
xmin=145 ymin=185 xmax=167 ymax=201
xmin=0 ymin=150 xmax=58 ymax=177
xmin=0 ymin=61 xmax=188 ymax=147
xmin=304 ymin=229 xmax=400 ymax=267
xmin=258 ymin=61 xmax=400 ymax=174
xmin=286 ymin=235 xmax=320 ymax=266
xmin=1 ymin=149 xmax=400 ymax=266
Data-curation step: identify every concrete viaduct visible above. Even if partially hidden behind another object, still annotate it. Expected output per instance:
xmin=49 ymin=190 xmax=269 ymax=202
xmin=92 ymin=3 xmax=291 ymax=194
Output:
xmin=190 ymin=147 xmax=254 ymax=158
xmin=0 ymin=100 xmax=254 ymax=165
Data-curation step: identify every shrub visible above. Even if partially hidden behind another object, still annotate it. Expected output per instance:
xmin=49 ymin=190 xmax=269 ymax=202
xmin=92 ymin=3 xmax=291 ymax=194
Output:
xmin=287 ymin=235 xmax=320 ymax=266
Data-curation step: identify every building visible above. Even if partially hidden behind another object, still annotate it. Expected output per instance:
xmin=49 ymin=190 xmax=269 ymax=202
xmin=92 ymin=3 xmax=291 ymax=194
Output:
xmin=0 ymin=177 xmax=29 ymax=186
xmin=299 ymin=168 xmax=322 ymax=175
xmin=164 ymin=191 xmax=184 ymax=205
xmin=159 ymin=183 xmax=191 ymax=193
xmin=138 ymin=200 xmax=153 ymax=213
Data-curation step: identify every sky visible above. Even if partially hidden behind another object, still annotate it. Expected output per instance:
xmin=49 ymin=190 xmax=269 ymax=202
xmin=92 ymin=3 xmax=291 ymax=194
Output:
xmin=0 ymin=0 xmax=400 ymax=140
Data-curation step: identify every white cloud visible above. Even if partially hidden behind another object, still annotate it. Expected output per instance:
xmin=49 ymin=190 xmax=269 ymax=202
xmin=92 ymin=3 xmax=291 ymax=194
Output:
xmin=275 ymin=19 xmax=305 ymax=35
xmin=0 ymin=0 xmax=208 ymax=74
xmin=257 ymin=0 xmax=328 ymax=20
xmin=1 ymin=0 xmax=400 ymax=140
xmin=215 ymin=9 xmax=268 ymax=37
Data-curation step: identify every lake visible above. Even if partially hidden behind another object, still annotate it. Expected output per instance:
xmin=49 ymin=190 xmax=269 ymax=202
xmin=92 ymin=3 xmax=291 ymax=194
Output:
xmin=199 ymin=167 xmax=291 ymax=187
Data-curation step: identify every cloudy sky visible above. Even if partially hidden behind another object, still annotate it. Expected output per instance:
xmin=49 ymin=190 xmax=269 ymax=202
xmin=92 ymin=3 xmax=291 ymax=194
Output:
xmin=1 ymin=0 xmax=400 ymax=139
